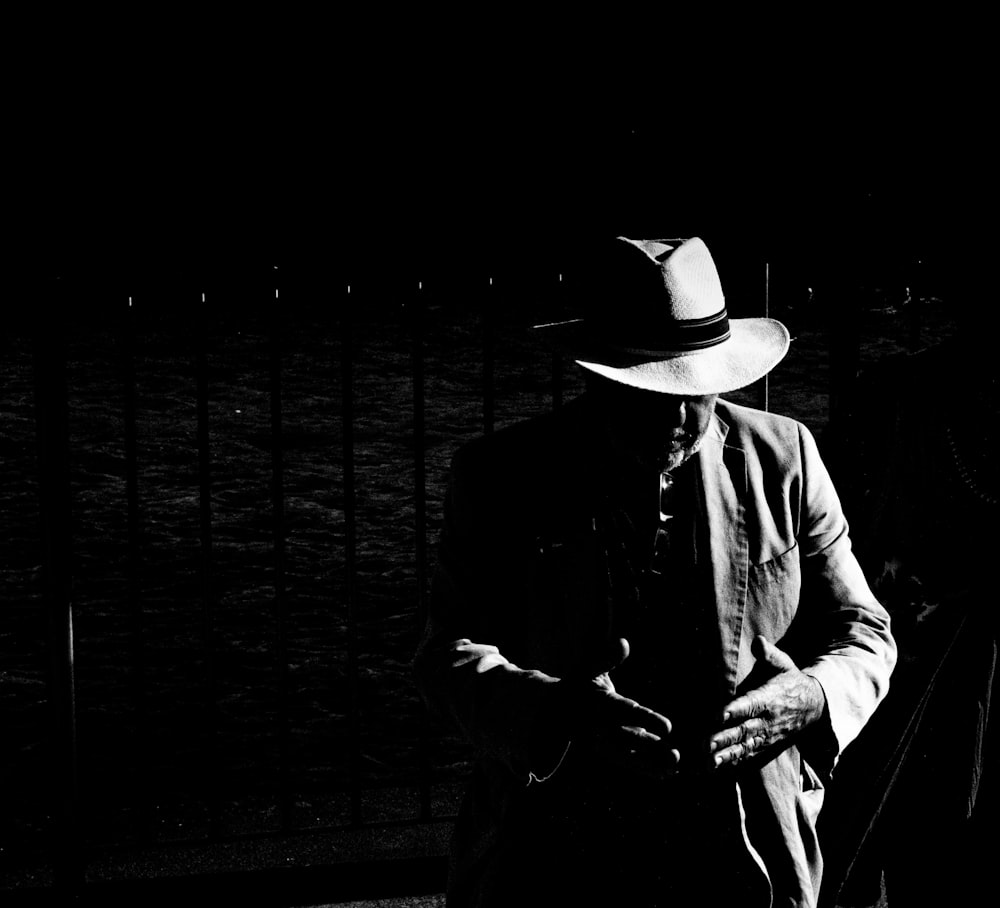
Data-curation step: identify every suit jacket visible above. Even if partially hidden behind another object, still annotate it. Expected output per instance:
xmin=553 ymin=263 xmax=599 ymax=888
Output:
xmin=415 ymin=396 xmax=896 ymax=908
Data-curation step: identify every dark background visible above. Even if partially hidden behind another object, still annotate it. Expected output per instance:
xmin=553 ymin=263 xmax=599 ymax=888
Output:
xmin=14 ymin=33 xmax=992 ymax=293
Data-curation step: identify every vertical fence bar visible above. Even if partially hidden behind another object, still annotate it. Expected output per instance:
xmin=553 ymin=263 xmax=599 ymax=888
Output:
xmin=906 ymin=272 xmax=922 ymax=352
xmin=121 ymin=294 xmax=150 ymax=841
xmin=551 ymin=273 xmax=564 ymax=411
xmin=271 ymin=273 xmax=292 ymax=831
xmin=195 ymin=290 xmax=222 ymax=838
xmin=829 ymin=289 xmax=862 ymax=431
xmin=483 ymin=277 xmax=495 ymax=435
xmin=341 ymin=288 xmax=363 ymax=828
xmin=412 ymin=281 xmax=432 ymax=821
xmin=757 ymin=262 xmax=770 ymax=412
xmin=906 ymin=293 xmax=921 ymax=352
xmin=33 ymin=284 xmax=83 ymax=895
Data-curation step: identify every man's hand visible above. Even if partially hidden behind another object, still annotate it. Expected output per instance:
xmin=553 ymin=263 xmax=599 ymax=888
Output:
xmin=709 ymin=635 xmax=826 ymax=769
xmin=564 ymin=637 xmax=679 ymax=781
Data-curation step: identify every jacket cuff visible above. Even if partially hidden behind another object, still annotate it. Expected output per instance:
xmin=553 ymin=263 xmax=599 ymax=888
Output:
xmin=802 ymin=661 xmax=863 ymax=769
xmin=798 ymin=674 xmax=839 ymax=776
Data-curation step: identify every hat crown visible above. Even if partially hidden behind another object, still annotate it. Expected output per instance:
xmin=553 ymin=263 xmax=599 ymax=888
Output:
xmin=611 ymin=236 xmax=725 ymax=322
xmin=580 ymin=236 xmax=729 ymax=355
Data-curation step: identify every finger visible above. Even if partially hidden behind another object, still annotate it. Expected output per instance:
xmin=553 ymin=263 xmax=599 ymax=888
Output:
xmin=720 ymin=691 xmax=765 ymax=725
xmin=752 ymin=635 xmax=797 ymax=672
xmin=629 ymin=746 xmax=681 ymax=779
xmin=595 ymin=725 xmax=673 ymax=759
xmin=709 ymin=717 xmax=767 ymax=753
xmin=609 ymin=636 xmax=630 ymax=668
xmin=594 ymin=731 xmax=680 ymax=780
xmin=713 ymin=732 xmax=767 ymax=768
xmin=620 ymin=724 xmax=663 ymax=743
xmin=594 ymin=691 xmax=673 ymax=738
xmin=579 ymin=636 xmax=631 ymax=680
xmin=592 ymin=724 xmax=672 ymax=755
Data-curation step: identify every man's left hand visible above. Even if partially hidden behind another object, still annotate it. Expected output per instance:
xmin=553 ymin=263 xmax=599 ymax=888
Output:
xmin=709 ymin=635 xmax=826 ymax=769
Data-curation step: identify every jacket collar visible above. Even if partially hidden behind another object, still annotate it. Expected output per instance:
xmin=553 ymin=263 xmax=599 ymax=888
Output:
xmin=703 ymin=406 xmax=732 ymax=451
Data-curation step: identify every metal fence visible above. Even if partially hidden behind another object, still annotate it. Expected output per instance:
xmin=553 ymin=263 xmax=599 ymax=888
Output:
xmin=1 ymin=255 xmax=940 ymax=905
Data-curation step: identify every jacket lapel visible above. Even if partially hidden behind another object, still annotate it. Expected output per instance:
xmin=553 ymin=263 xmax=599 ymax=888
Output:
xmin=698 ymin=409 xmax=749 ymax=695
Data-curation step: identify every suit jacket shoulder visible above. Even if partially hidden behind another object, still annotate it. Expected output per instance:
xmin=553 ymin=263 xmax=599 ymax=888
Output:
xmin=715 ymin=398 xmax=808 ymax=454
xmin=714 ymin=398 xmax=831 ymax=551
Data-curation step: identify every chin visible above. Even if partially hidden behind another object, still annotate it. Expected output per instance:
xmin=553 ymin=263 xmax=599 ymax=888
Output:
xmin=657 ymin=438 xmax=705 ymax=473
xmin=652 ymin=447 xmax=691 ymax=473
xmin=659 ymin=452 xmax=689 ymax=472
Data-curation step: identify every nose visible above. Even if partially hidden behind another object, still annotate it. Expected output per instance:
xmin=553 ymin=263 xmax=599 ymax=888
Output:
xmin=662 ymin=396 xmax=686 ymax=428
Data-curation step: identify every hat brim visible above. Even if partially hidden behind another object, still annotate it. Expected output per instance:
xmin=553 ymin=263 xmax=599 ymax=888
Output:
xmin=539 ymin=318 xmax=790 ymax=396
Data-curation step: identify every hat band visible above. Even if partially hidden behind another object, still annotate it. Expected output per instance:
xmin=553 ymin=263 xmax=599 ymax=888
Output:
xmin=602 ymin=307 xmax=731 ymax=356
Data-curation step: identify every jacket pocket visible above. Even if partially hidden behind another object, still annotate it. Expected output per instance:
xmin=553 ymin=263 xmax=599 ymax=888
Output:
xmin=747 ymin=542 xmax=801 ymax=639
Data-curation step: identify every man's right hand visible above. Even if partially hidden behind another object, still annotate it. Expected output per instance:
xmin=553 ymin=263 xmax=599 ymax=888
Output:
xmin=560 ymin=638 xmax=678 ymax=781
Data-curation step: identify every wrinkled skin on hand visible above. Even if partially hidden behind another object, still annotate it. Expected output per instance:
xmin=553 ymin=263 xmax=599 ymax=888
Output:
xmin=561 ymin=637 xmax=679 ymax=781
xmin=709 ymin=635 xmax=827 ymax=769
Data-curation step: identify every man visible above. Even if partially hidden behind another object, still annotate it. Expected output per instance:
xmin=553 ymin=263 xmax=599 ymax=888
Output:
xmin=414 ymin=236 xmax=896 ymax=907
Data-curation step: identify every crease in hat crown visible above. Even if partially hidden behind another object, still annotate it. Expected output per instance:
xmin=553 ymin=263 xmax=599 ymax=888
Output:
xmin=595 ymin=236 xmax=732 ymax=357
xmin=617 ymin=235 xmax=726 ymax=322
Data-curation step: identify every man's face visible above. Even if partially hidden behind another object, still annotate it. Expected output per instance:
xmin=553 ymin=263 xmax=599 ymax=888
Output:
xmin=587 ymin=377 xmax=718 ymax=472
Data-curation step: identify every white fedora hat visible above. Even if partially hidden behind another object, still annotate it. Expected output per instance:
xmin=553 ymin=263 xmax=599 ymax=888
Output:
xmin=536 ymin=236 xmax=790 ymax=396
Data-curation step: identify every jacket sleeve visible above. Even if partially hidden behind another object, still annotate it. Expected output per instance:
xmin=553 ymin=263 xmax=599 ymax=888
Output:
xmin=794 ymin=422 xmax=898 ymax=764
xmin=412 ymin=449 xmax=573 ymax=784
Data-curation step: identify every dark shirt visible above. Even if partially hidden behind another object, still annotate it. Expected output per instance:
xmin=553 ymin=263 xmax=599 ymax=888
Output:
xmin=506 ymin=454 xmax=757 ymax=906
xmin=607 ymin=455 xmax=727 ymax=762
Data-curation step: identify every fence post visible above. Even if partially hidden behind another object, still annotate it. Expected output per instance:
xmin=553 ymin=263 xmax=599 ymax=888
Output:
xmin=411 ymin=280 xmax=433 ymax=822
xmin=552 ymin=273 xmax=564 ymax=412
xmin=341 ymin=287 xmax=363 ymax=828
xmin=757 ymin=262 xmax=770 ymax=412
xmin=906 ymin=262 xmax=922 ymax=352
xmin=271 ymin=270 xmax=292 ymax=831
xmin=33 ymin=279 xmax=83 ymax=894
xmin=195 ymin=290 xmax=222 ymax=838
xmin=829 ymin=286 xmax=863 ymax=432
xmin=483 ymin=277 xmax=495 ymax=435
xmin=121 ymin=292 xmax=151 ymax=842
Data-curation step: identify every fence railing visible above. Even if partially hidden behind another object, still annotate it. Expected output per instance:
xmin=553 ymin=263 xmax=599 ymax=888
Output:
xmin=2 ymin=259 xmax=941 ymax=903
